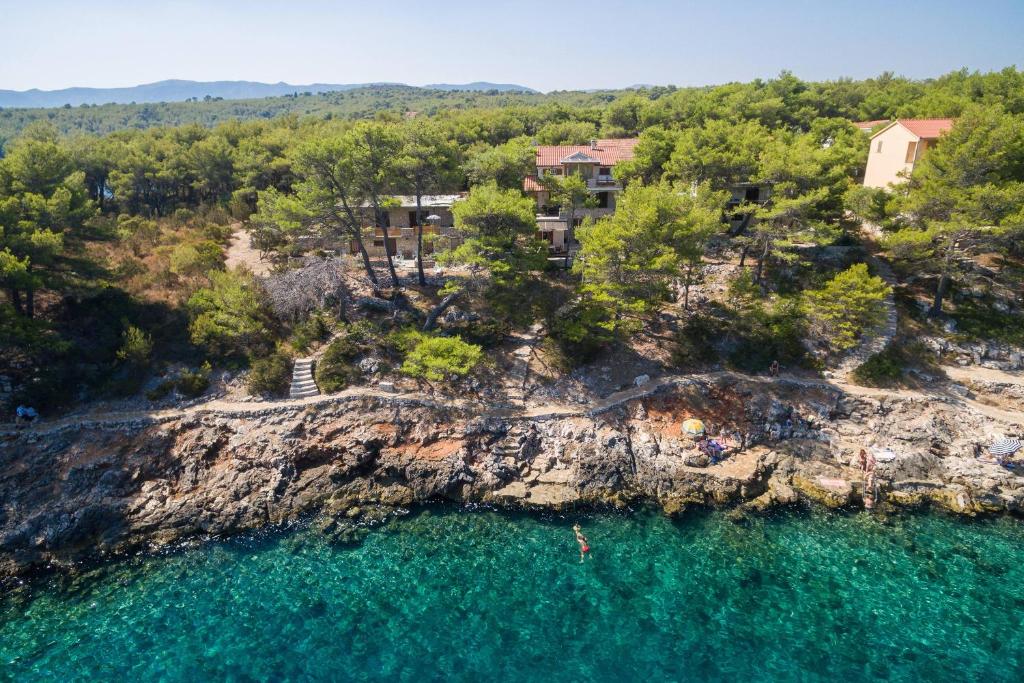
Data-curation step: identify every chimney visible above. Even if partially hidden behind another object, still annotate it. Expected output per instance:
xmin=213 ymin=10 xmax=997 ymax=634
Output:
xmin=589 ymin=139 xmax=598 ymax=149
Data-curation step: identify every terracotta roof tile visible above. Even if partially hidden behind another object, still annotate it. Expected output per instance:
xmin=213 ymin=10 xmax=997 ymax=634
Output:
xmin=853 ymin=119 xmax=889 ymax=131
xmin=523 ymin=176 xmax=544 ymax=192
xmin=534 ymin=138 xmax=639 ymax=167
xmin=897 ymin=118 xmax=954 ymax=139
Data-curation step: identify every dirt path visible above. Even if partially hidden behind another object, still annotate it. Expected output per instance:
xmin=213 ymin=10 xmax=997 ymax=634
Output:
xmin=225 ymin=226 xmax=272 ymax=276
xmin=9 ymin=364 xmax=1020 ymax=440
xmin=942 ymin=364 xmax=1024 ymax=386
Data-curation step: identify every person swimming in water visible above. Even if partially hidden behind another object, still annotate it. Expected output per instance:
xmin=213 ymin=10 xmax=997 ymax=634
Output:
xmin=572 ymin=523 xmax=591 ymax=563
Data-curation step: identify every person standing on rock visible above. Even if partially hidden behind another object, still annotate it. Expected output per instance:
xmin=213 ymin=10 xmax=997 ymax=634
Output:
xmin=857 ymin=448 xmax=876 ymax=474
xmin=858 ymin=448 xmax=878 ymax=510
xmin=572 ymin=523 xmax=591 ymax=563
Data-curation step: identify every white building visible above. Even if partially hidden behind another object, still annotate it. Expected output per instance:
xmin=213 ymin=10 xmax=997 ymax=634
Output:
xmin=863 ymin=119 xmax=954 ymax=189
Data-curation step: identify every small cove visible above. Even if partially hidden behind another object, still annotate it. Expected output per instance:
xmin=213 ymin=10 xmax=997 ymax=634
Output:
xmin=2 ymin=507 xmax=1024 ymax=682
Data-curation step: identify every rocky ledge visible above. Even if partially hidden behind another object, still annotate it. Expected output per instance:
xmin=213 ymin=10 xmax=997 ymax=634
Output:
xmin=1 ymin=375 xmax=1022 ymax=583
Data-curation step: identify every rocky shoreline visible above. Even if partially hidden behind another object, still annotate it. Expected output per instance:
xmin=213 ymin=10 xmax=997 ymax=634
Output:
xmin=2 ymin=374 xmax=1023 ymax=584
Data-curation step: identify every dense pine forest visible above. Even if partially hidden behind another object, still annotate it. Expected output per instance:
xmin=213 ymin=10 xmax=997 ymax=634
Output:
xmin=2 ymin=68 xmax=1022 ymax=411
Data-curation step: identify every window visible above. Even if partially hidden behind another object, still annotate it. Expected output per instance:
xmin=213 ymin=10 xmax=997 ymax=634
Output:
xmin=597 ymin=191 xmax=610 ymax=208
xmin=744 ymin=187 xmax=760 ymax=202
xmin=905 ymin=141 xmax=918 ymax=163
xmin=598 ymin=166 xmax=611 ymax=176
xmin=876 ymin=140 xmax=883 ymax=153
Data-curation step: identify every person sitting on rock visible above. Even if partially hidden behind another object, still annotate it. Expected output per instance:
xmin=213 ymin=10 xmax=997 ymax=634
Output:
xmin=705 ymin=438 xmax=725 ymax=463
xmin=15 ymin=405 xmax=37 ymax=428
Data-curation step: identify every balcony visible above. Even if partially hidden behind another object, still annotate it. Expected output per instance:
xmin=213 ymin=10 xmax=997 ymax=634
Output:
xmin=398 ymin=225 xmax=445 ymax=239
xmin=587 ymin=175 xmax=619 ymax=189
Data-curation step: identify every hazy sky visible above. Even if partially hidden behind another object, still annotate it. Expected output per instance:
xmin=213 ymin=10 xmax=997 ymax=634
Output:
xmin=2 ymin=0 xmax=1022 ymax=92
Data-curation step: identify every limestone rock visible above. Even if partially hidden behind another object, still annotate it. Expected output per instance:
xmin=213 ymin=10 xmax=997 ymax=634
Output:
xmin=2 ymin=372 xmax=1022 ymax=584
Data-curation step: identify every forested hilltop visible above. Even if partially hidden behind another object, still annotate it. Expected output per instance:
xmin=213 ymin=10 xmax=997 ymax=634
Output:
xmin=1 ymin=67 xmax=1022 ymax=415
xmin=2 ymin=67 xmax=1023 ymax=143
xmin=0 ymin=85 xmax=615 ymax=142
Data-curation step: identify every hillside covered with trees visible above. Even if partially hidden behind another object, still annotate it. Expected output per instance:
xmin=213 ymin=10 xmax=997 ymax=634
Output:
xmin=1 ymin=67 xmax=1022 ymax=414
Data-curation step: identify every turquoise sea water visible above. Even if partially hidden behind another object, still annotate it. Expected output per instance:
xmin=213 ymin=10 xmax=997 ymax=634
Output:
xmin=3 ymin=508 xmax=1024 ymax=682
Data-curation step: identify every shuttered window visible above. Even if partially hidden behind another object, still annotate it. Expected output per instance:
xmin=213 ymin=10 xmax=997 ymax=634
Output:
xmin=905 ymin=141 xmax=918 ymax=163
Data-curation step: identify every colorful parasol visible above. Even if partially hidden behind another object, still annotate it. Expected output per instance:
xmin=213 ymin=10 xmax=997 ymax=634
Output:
xmin=682 ymin=418 xmax=706 ymax=437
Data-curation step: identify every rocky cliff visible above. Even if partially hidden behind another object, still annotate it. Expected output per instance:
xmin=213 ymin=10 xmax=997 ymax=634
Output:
xmin=2 ymin=375 xmax=1022 ymax=583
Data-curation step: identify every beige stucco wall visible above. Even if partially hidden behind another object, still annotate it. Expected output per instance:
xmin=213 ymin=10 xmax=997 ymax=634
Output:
xmin=863 ymin=124 xmax=921 ymax=189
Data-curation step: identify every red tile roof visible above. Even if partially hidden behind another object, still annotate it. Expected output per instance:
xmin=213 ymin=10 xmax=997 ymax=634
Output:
xmin=853 ymin=119 xmax=889 ymax=131
xmin=869 ymin=118 xmax=955 ymax=140
xmin=523 ymin=176 xmax=544 ymax=192
xmin=534 ymin=138 xmax=639 ymax=167
xmin=897 ymin=118 xmax=954 ymax=139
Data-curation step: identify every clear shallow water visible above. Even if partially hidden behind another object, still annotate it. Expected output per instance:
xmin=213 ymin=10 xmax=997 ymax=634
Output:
xmin=3 ymin=508 xmax=1024 ymax=682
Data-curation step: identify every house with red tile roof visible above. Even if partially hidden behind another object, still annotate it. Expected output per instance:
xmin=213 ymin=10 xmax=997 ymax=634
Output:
xmin=863 ymin=119 xmax=954 ymax=189
xmin=523 ymin=138 xmax=639 ymax=256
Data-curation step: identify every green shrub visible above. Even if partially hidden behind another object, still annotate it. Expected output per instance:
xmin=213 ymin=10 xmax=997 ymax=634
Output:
xmin=383 ymin=327 xmax=425 ymax=356
xmin=725 ymin=301 xmax=810 ymax=373
xmin=200 ymin=222 xmax=235 ymax=243
xmin=804 ymin=263 xmax=890 ymax=354
xmin=851 ymin=341 xmax=943 ymax=387
xmin=952 ymin=300 xmax=1024 ymax=346
xmin=548 ymin=298 xmax=619 ymax=365
xmin=444 ymin=318 xmax=509 ymax=349
xmin=727 ymin=269 xmax=761 ymax=307
xmin=672 ymin=314 xmax=720 ymax=368
xmin=108 ymin=324 xmax=153 ymax=396
xmin=176 ymin=362 xmax=211 ymax=398
xmin=172 ymin=208 xmax=195 ymax=226
xmin=116 ymin=324 xmax=153 ymax=367
xmin=145 ymin=380 xmax=174 ymax=402
xmin=401 ymin=333 xmax=482 ymax=383
xmin=291 ymin=314 xmax=330 ymax=353
xmin=315 ymin=335 xmax=363 ymax=393
xmin=145 ymin=363 xmax=212 ymax=400
xmin=541 ymin=336 xmax=574 ymax=374
xmin=169 ymin=241 xmax=225 ymax=278
xmin=851 ymin=347 xmax=904 ymax=387
xmin=201 ymin=205 xmax=232 ymax=226
xmin=248 ymin=352 xmax=293 ymax=397
xmin=115 ymin=215 xmax=160 ymax=256
xmin=188 ymin=270 xmax=273 ymax=358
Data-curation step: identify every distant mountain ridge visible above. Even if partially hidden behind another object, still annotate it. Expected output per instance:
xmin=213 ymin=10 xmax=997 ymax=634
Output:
xmin=0 ymin=79 xmax=538 ymax=108
xmin=423 ymin=81 xmax=538 ymax=93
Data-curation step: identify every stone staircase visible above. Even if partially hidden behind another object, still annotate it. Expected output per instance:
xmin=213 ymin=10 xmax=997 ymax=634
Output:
xmin=289 ymin=358 xmax=320 ymax=399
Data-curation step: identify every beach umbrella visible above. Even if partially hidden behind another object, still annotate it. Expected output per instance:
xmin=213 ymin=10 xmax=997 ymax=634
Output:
xmin=426 ymin=214 xmax=441 ymax=222
xmin=989 ymin=438 xmax=1021 ymax=457
xmin=681 ymin=418 xmax=705 ymax=437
